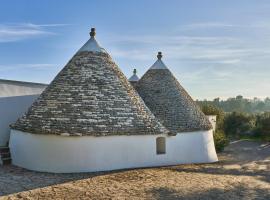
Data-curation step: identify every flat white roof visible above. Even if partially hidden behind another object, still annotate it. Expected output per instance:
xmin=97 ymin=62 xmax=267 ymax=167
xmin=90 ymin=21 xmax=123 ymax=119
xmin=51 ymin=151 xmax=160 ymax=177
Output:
xmin=0 ymin=79 xmax=47 ymax=97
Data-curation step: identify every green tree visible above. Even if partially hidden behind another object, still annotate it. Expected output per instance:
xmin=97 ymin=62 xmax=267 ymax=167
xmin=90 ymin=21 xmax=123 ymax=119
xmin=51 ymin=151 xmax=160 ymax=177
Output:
xmin=197 ymin=95 xmax=270 ymax=113
xmin=255 ymin=112 xmax=270 ymax=141
xmin=213 ymin=130 xmax=229 ymax=152
xmin=224 ymin=112 xmax=256 ymax=136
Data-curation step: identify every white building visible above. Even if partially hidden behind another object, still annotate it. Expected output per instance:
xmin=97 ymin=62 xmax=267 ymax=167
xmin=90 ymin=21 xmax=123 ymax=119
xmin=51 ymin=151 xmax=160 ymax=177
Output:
xmin=9 ymin=29 xmax=217 ymax=173
xmin=0 ymin=79 xmax=46 ymax=146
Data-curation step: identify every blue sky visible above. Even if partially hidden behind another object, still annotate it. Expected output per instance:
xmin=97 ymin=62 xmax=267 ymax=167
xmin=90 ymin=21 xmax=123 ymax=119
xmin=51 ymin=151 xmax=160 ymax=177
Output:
xmin=1 ymin=0 xmax=270 ymax=100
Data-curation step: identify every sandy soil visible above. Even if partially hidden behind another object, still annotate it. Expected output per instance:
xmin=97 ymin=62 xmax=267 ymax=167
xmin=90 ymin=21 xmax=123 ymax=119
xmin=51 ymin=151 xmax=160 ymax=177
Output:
xmin=0 ymin=140 xmax=269 ymax=200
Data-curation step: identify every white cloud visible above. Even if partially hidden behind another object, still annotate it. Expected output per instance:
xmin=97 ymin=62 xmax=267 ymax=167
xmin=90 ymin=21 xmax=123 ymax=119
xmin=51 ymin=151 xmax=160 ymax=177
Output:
xmin=22 ymin=23 xmax=70 ymax=28
xmin=179 ymin=22 xmax=270 ymax=30
xmin=0 ymin=23 xmax=69 ymax=42
xmin=109 ymin=34 xmax=262 ymax=64
xmin=0 ymin=64 xmax=55 ymax=71
xmin=181 ymin=22 xmax=238 ymax=30
xmin=109 ymin=34 xmax=238 ymax=46
xmin=107 ymin=24 xmax=270 ymax=68
xmin=108 ymin=21 xmax=270 ymax=100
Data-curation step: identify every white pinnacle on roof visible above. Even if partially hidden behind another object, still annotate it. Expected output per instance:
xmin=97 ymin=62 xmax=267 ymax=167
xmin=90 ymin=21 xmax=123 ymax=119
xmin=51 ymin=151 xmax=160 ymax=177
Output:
xmin=77 ymin=28 xmax=107 ymax=53
xmin=149 ymin=52 xmax=168 ymax=70
xmin=128 ymin=69 xmax=140 ymax=82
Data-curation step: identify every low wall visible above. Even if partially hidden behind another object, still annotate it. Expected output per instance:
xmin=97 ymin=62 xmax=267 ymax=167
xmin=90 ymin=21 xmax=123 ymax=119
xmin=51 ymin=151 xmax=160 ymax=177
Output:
xmin=10 ymin=129 xmax=218 ymax=173
xmin=0 ymin=95 xmax=39 ymax=146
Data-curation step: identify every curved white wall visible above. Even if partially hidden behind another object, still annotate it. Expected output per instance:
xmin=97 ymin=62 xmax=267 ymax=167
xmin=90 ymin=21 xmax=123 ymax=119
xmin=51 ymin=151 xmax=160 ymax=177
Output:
xmin=9 ymin=129 xmax=218 ymax=173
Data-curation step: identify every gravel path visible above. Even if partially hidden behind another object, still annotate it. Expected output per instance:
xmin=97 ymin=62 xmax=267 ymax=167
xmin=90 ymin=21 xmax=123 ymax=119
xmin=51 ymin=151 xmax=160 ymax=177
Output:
xmin=0 ymin=140 xmax=269 ymax=199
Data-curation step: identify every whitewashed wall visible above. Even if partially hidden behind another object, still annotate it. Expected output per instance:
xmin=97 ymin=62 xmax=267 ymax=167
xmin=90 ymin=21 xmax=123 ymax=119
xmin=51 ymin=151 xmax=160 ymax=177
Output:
xmin=207 ymin=115 xmax=217 ymax=131
xmin=10 ymin=129 xmax=218 ymax=173
xmin=0 ymin=95 xmax=40 ymax=146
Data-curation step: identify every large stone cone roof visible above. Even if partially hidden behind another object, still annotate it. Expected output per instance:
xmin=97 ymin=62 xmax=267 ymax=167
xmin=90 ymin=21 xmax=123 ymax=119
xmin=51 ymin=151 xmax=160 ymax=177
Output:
xmin=11 ymin=29 xmax=169 ymax=136
xmin=135 ymin=52 xmax=212 ymax=134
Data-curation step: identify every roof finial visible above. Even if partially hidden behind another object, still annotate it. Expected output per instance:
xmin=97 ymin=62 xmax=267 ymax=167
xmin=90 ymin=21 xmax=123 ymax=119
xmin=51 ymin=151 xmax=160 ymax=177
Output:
xmin=157 ymin=52 xmax=162 ymax=60
xmin=133 ymin=68 xmax=137 ymax=75
xmin=90 ymin=28 xmax=96 ymax=37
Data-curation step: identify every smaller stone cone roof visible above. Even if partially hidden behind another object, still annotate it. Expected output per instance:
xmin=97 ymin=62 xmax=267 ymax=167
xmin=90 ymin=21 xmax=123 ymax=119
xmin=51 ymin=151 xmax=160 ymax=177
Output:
xmin=128 ymin=69 xmax=140 ymax=82
xmin=11 ymin=29 xmax=169 ymax=136
xmin=135 ymin=52 xmax=212 ymax=134
xmin=128 ymin=68 xmax=140 ymax=88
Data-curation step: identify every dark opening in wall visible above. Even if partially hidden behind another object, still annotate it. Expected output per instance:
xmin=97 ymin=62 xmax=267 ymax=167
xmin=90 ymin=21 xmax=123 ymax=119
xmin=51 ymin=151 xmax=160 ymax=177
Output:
xmin=156 ymin=137 xmax=166 ymax=154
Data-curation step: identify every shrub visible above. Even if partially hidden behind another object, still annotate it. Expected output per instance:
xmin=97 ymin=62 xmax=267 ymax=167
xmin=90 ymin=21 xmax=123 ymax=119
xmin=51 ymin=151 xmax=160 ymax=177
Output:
xmin=224 ymin=112 xmax=256 ymax=136
xmin=255 ymin=112 xmax=270 ymax=141
xmin=214 ymin=130 xmax=229 ymax=152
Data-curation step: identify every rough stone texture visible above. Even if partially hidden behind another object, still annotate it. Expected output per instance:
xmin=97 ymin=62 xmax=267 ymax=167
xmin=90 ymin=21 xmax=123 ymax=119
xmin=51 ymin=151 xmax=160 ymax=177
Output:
xmin=0 ymin=140 xmax=269 ymax=199
xmin=11 ymin=51 xmax=169 ymax=136
xmin=135 ymin=68 xmax=212 ymax=133
xmin=129 ymin=81 xmax=139 ymax=89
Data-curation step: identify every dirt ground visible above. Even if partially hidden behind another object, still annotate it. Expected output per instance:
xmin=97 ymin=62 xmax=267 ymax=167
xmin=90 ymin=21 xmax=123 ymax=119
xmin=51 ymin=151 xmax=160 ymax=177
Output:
xmin=0 ymin=140 xmax=269 ymax=200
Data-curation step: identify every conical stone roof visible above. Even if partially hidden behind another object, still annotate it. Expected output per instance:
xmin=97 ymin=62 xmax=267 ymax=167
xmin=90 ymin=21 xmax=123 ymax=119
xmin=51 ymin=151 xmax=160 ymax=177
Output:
xmin=135 ymin=52 xmax=212 ymax=134
xmin=11 ymin=29 xmax=169 ymax=136
xmin=128 ymin=68 xmax=139 ymax=88
xmin=128 ymin=69 xmax=139 ymax=82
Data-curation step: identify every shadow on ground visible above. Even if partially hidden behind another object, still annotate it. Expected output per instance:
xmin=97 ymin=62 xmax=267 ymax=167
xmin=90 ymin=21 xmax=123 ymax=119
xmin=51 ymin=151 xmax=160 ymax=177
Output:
xmin=168 ymin=140 xmax=270 ymax=184
xmin=168 ymin=162 xmax=270 ymax=183
xmin=0 ymin=166 xmax=114 ymax=196
xmin=150 ymin=185 xmax=270 ymax=200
